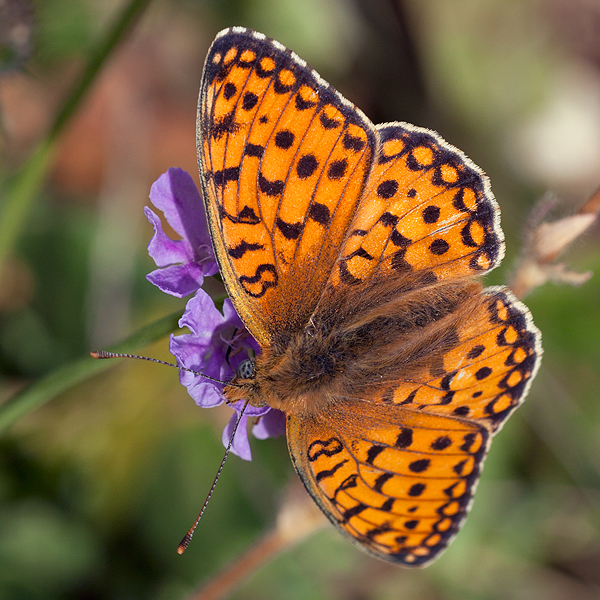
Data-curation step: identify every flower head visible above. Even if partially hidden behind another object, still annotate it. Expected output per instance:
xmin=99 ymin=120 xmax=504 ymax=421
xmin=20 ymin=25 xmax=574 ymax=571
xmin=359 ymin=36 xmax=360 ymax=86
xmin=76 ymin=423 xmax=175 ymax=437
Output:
xmin=146 ymin=169 xmax=285 ymax=460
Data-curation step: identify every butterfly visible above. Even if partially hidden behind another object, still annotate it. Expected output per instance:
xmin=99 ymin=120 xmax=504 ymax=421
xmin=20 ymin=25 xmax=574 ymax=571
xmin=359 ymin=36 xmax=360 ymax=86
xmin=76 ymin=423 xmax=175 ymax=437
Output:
xmin=196 ymin=27 xmax=542 ymax=566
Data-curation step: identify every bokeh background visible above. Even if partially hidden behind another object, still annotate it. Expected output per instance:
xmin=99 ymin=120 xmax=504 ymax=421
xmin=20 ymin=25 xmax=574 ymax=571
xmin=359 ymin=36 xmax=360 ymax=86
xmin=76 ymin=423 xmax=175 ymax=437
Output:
xmin=1 ymin=0 xmax=600 ymax=598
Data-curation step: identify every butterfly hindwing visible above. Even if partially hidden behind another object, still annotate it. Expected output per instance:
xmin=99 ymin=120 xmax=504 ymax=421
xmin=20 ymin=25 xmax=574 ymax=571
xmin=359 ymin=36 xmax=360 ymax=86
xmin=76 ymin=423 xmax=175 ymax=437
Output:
xmin=199 ymin=28 xmax=376 ymax=346
xmin=372 ymin=287 xmax=542 ymax=433
xmin=287 ymin=401 xmax=490 ymax=566
xmin=286 ymin=285 xmax=540 ymax=565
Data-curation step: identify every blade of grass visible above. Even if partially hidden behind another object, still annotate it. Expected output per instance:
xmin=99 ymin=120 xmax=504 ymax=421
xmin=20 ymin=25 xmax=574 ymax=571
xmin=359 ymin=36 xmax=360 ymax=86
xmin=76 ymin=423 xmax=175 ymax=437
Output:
xmin=0 ymin=0 xmax=152 ymax=278
xmin=0 ymin=309 xmax=181 ymax=435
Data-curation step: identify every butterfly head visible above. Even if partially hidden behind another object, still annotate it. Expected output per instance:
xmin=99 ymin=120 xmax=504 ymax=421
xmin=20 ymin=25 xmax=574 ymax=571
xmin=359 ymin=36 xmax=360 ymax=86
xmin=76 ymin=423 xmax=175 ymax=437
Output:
xmin=236 ymin=357 xmax=255 ymax=379
xmin=223 ymin=356 xmax=268 ymax=408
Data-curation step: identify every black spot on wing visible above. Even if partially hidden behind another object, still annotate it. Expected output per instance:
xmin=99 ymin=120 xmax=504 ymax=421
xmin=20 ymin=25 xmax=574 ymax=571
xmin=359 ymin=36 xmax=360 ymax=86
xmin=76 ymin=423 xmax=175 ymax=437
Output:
xmin=377 ymin=180 xmax=399 ymax=199
xmin=327 ymin=159 xmax=348 ymax=180
xmin=276 ymin=217 xmax=303 ymax=240
xmin=338 ymin=261 xmax=362 ymax=286
xmin=245 ymin=143 xmax=264 ymax=158
xmin=258 ymin=173 xmax=284 ymax=196
xmin=320 ymin=111 xmax=342 ymax=130
xmin=366 ymin=445 xmax=385 ymax=465
xmin=453 ymin=459 xmax=468 ymax=475
xmin=308 ymin=437 xmax=344 ymax=461
xmin=242 ymin=91 xmax=258 ymax=110
xmin=395 ymin=428 xmax=413 ymax=448
xmin=315 ymin=459 xmax=348 ymax=482
xmin=379 ymin=212 xmax=399 ymax=227
xmin=341 ymin=503 xmax=368 ymax=522
xmin=460 ymin=433 xmax=478 ymax=452
xmin=423 ymin=205 xmax=441 ymax=224
xmin=223 ymin=82 xmax=236 ymax=100
xmin=308 ymin=202 xmax=331 ymax=226
xmin=335 ymin=475 xmax=358 ymax=497
xmin=430 ymin=238 xmax=450 ymax=255
xmin=273 ymin=77 xmax=294 ymax=94
xmin=275 ymin=129 xmax=295 ymax=149
xmin=295 ymin=93 xmax=318 ymax=111
xmin=409 ymin=459 xmax=430 ymax=473
xmin=390 ymin=230 xmax=412 ymax=247
xmin=408 ymin=483 xmax=426 ymax=496
xmin=475 ymin=367 xmax=492 ymax=380
xmin=238 ymin=263 xmax=278 ymax=298
xmin=343 ymin=132 xmax=366 ymax=151
xmin=431 ymin=436 xmax=452 ymax=451
xmin=297 ymin=154 xmax=318 ymax=178
xmin=238 ymin=205 xmax=260 ymax=224
xmin=219 ymin=205 xmax=261 ymax=225
xmin=211 ymin=110 xmax=239 ymax=140
xmin=228 ymin=240 xmax=264 ymax=259
xmin=373 ymin=472 xmax=393 ymax=493
xmin=467 ymin=345 xmax=485 ymax=359
xmin=212 ymin=166 xmax=240 ymax=187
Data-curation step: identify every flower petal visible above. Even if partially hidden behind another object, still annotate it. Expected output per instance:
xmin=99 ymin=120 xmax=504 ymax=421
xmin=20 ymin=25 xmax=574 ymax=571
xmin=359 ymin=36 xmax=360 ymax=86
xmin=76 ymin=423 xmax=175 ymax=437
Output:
xmin=146 ymin=263 xmax=205 ymax=298
xmin=178 ymin=289 xmax=226 ymax=338
xmin=252 ymin=409 xmax=286 ymax=439
xmin=149 ymin=168 xmax=217 ymax=275
xmin=222 ymin=412 xmax=252 ymax=461
xmin=145 ymin=207 xmax=190 ymax=267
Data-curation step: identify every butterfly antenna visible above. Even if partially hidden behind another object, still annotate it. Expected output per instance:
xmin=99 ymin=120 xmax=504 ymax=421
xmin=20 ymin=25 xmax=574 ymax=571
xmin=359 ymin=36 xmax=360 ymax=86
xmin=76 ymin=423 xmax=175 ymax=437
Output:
xmin=90 ymin=350 xmax=229 ymax=385
xmin=177 ymin=397 xmax=250 ymax=555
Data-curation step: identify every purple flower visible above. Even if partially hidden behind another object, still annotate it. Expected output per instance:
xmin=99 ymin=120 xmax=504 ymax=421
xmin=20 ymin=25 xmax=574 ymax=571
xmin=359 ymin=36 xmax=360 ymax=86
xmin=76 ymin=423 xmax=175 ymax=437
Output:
xmin=169 ymin=289 xmax=285 ymax=460
xmin=146 ymin=169 xmax=285 ymax=460
xmin=145 ymin=167 xmax=218 ymax=297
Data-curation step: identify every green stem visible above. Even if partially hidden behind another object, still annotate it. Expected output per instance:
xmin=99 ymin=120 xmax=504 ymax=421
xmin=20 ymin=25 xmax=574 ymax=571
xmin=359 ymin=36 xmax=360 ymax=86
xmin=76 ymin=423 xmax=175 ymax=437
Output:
xmin=0 ymin=0 xmax=152 ymax=275
xmin=0 ymin=309 xmax=181 ymax=435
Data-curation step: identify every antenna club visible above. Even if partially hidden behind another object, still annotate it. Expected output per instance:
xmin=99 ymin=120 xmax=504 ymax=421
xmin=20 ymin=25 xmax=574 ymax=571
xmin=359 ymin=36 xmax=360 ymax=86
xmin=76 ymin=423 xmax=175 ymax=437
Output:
xmin=90 ymin=350 xmax=110 ymax=359
xmin=177 ymin=534 xmax=192 ymax=555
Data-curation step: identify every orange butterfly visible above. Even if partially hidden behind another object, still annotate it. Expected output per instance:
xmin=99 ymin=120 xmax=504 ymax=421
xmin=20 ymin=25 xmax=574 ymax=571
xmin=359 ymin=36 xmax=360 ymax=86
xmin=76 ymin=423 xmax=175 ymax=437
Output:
xmin=197 ymin=27 xmax=542 ymax=566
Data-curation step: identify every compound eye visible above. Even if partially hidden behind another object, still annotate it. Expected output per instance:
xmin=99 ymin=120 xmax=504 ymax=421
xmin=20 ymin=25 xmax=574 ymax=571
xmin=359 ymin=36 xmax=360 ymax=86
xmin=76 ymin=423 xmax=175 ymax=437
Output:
xmin=236 ymin=358 xmax=255 ymax=379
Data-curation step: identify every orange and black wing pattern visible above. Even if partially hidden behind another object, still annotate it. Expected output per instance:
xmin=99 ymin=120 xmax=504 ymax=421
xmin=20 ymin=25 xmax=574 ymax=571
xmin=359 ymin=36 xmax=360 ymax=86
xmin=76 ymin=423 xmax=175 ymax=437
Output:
xmin=288 ymin=403 xmax=489 ymax=566
xmin=379 ymin=288 xmax=541 ymax=433
xmin=199 ymin=28 xmax=542 ymax=567
xmin=287 ymin=288 xmax=540 ymax=566
xmin=198 ymin=28 xmax=375 ymax=346
xmin=327 ymin=122 xmax=503 ymax=293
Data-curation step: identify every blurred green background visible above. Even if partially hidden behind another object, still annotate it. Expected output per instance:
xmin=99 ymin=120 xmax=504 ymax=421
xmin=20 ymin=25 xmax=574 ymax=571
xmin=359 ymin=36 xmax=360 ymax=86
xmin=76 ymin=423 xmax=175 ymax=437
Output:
xmin=1 ymin=0 xmax=599 ymax=598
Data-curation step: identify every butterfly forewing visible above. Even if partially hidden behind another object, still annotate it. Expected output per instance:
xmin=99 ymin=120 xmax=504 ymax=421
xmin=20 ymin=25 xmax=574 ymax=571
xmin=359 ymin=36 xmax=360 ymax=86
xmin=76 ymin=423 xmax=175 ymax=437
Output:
xmin=199 ymin=28 xmax=376 ymax=345
xmin=328 ymin=123 xmax=504 ymax=291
